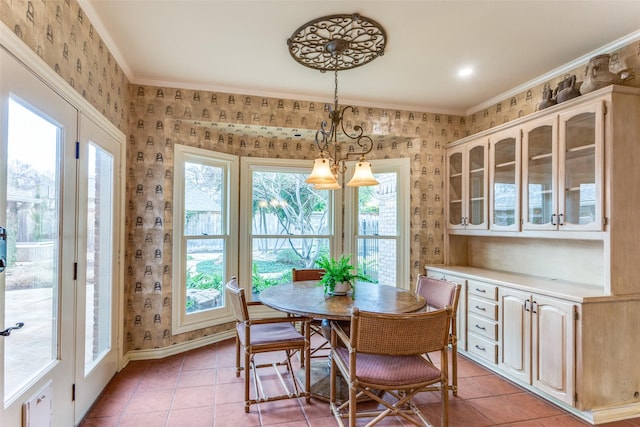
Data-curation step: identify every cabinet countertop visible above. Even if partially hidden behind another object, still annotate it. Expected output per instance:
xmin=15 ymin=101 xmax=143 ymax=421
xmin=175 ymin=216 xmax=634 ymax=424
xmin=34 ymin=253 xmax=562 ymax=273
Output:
xmin=424 ymin=265 xmax=640 ymax=303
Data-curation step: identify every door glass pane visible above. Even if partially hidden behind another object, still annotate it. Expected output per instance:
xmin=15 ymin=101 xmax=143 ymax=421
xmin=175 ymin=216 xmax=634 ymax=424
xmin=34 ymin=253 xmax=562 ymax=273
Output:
xmin=468 ymin=146 xmax=485 ymax=225
xmin=564 ymin=112 xmax=596 ymax=225
xmin=448 ymin=152 xmax=462 ymax=225
xmin=4 ymin=98 xmax=60 ymax=401
xmin=84 ymin=143 xmax=114 ymax=374
xmin=493 ymin=138 xmax=517 ymax=227
xmin=527 ymin=125 xmax=553 ymax=225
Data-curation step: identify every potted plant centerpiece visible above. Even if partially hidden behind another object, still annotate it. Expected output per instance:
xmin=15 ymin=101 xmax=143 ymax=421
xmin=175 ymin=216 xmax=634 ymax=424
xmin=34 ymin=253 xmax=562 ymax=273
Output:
xmin=315 ymin=254 xmax=372 ymax=296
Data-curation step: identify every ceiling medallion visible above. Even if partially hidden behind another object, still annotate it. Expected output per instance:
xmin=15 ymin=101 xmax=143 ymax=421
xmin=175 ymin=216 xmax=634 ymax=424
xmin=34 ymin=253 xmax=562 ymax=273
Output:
xmin=287 ymin=14 xmax=387 ymax=73
xmin=287 ymin=14 xmax=386 ymax=190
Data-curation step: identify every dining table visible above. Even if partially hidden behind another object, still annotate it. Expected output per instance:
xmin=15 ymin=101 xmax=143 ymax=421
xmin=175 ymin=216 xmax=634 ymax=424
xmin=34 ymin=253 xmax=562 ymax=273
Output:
xmin=259 ymin=280 xmax=426 ymax=400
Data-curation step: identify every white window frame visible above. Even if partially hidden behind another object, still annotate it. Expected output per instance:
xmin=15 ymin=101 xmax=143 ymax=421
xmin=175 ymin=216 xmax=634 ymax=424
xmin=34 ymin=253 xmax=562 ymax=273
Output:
xmin=343 ymin=158 xmax=411 ymax=289
xmin=172 ymin=144 xmax=239 ymax=334
xmin=239 ymin=157 xmax=341 ymax=299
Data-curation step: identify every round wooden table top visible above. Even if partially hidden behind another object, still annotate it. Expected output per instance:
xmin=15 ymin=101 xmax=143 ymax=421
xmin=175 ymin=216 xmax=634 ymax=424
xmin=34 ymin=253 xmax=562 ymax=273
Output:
xmin=258 ymin=280 xmax=426 ymax=321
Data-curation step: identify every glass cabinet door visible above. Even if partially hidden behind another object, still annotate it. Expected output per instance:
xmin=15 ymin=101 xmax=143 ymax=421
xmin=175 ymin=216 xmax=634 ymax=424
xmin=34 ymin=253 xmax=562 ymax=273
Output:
xmin=558 ymin=101 xmax=603 ymax=230
xmin=522 ymin=116 xmax=557 ymax=230
xmin=447 ymin=149 xmax=464 ymax=228
xmin=490 ymin=129 xmax=520 ymax=231
xmin=467 ymin=144 xmax=487 ymax=228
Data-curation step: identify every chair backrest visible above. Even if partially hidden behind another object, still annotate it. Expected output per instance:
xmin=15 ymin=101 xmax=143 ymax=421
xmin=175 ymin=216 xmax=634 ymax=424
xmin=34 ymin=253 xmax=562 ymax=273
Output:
xmin=349 ymin=307 xmax=452 ymax=356
xmin=292 ymin=268 xmax=325 ymax=282
xmin=226 ymin=277 xmax=250 ymax=322
xmin=416 ymin=275 xmax=461 ymax=313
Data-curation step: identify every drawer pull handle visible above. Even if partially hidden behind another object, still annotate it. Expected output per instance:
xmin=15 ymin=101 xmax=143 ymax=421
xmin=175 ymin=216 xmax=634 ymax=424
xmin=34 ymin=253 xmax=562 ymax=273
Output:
xmin=475 ymin=344 xmax=486 ymax=352
xmin=475 ymin=305 xmax=486 ymax=311
xmin=475 ymin=288 xmax=486 ymax=293
xmin=475 ymin=324 xmax=486 ymax=331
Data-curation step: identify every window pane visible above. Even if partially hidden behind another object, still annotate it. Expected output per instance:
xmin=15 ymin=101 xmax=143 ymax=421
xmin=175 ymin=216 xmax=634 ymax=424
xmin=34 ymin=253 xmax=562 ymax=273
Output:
xmin=251 ymin=237 xmax=329 ymax=295
xmin=252 ymin=171 xmax=329 ymax=235
xmin=85 ymin=143 xmax=114 ymax=374
xmin=185 ymin=238 xmax=225 ymax=313
xmin=358 ymin=173 xmax=397 ymax=236
xmin=5 ymin=99 xmax=59 ymax=400
xmin=184 ymin=162 xmax=223 ymax=236
xmin=357 ymin=238 xmax=396 ymax=287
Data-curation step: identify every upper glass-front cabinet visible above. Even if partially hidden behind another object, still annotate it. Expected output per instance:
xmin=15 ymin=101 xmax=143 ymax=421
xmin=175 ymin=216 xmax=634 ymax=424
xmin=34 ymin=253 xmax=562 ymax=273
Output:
xmin=447 ymin=140 xmax=488 ymax=230
xmin=489 ymin=129 xmax=521 ymax=231
xmin=522 ymin=101 xmax=603 ymax=231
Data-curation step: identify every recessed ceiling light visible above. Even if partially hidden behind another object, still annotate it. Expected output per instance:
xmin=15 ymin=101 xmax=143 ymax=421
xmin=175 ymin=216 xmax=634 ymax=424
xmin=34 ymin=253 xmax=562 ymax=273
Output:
xmin=458 ymin=67 xmax=474 ymax=78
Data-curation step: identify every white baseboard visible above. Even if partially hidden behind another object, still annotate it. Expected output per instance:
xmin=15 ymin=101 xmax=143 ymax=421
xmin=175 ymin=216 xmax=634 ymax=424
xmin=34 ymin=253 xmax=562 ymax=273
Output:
xmin=120 ymin=330 xmax=236 ymax=369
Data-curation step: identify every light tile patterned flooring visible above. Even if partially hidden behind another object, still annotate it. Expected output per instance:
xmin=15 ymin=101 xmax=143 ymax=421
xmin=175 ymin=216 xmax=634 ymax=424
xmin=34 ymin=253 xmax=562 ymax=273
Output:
xmin=80 ymin=338 xmax=640 ymax=427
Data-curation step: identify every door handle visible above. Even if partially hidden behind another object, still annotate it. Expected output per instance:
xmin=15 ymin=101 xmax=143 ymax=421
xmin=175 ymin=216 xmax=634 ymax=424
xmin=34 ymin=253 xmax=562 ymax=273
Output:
xmin=0 ymin=226 xmax=6 ymax=273
xmin=1 ymin=322 xmax=25 ymax=337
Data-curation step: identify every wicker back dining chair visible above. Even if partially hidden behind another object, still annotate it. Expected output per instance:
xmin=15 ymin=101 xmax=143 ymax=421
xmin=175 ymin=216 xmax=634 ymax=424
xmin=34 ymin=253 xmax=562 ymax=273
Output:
xmin=225 ymin=277 xmax=311 ymax=412
xmin=416 ymin=274 xmax=462 ymax=396
xmin=291 ymin=268 xmax=330 ymax=363
xmin=329 ymin=307 xmax=453 ymax=426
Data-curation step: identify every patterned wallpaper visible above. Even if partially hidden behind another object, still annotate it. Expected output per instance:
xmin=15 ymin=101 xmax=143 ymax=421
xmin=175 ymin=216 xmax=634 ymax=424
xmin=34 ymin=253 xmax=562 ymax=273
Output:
xmin=126 ymin=86 xmax=460 ymax=350
xmin=1 ymin=0 xmax=129 ymax=131
xmin=3 ymin=0 xmax=640 ymax=352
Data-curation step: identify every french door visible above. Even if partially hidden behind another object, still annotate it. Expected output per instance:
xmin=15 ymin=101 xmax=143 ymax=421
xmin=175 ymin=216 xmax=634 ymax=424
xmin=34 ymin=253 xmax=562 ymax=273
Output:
xmin=1 ymin=47 xmax=121 ymax=426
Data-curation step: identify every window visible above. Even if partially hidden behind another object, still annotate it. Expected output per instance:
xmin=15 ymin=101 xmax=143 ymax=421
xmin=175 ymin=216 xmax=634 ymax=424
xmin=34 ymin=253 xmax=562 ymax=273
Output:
xmin=240 ymin=157 xmax=409 ymax=296
xmin=344 ymin=158 xmax=410 ymax=289
xmin=172 ymin=144 xmax=238 ymax=333
xmin=240 ymin=158 xmax=338 ymax=300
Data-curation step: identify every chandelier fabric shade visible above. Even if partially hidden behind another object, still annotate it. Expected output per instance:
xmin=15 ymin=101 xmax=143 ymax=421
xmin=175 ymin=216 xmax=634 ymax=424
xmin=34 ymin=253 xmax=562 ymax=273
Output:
xmin=288 ymin=14 xmax=386 ymax=190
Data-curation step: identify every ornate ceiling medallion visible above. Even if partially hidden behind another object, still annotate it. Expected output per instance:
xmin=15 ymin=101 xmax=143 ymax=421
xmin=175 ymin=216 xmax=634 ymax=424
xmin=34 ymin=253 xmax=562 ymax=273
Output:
xmin=287 ymin=14 xmax=387 ymax=73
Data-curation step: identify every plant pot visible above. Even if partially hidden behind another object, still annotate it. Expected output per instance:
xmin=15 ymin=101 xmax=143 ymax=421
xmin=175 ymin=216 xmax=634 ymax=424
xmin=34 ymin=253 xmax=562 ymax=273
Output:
xmin=330 ymin=281 xmax=351 ymax=296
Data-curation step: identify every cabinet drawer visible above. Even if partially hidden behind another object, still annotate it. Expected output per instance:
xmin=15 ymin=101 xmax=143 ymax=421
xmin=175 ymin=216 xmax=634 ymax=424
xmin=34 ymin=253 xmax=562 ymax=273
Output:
xmin=468 ymin=280 xmax=498 ymax=300
xmin=468 ymin=314 xmax=498 ymax=340
xmin=467 ymin=333 xmax=498 ymax=364
xmin=468 ymin=296 xmax=498 ymax=320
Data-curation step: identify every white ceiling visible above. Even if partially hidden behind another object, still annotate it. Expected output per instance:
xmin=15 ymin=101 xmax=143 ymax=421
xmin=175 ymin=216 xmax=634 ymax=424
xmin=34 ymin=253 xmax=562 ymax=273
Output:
xmin=82 ymin=1 xmax=640 ymax=115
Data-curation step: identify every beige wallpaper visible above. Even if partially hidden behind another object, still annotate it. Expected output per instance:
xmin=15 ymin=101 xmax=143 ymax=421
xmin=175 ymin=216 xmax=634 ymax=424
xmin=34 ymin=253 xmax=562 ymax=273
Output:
xmin=1 ymin=0 xmax=129 ymax=131
xmin=4 ymin=0 xmax=640 ymax=352
xmin=126 ymin=87 xmax=460 ymax=350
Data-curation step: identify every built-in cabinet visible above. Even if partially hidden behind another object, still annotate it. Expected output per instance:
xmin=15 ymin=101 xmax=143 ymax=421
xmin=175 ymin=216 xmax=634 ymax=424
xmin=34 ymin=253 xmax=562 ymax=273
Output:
xmin=499 ymin=287 xmax=575 ymax=406
xmin=446 ymin=139 xmax=488 ymax=230
xmin=434 ymin=85 xmax=640 ymax=425
xmin=522 ymin=102 xmax=604 ymax=231
xmin=489 ymin=128 xmax=521 ymax=231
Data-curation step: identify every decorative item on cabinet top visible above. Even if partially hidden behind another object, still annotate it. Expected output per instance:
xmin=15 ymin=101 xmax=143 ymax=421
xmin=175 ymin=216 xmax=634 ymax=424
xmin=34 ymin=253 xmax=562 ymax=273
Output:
xmin=556 ymin=75 xmax=580 ymax=103
xmin=538 ymin=85 xmax=557 ymax=110
xmin=580 ymin=54 xmax=628 ymax=95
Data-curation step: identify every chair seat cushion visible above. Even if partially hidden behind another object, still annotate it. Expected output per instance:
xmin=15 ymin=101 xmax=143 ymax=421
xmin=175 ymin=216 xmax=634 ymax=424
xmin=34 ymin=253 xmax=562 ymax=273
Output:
xmin=334 ymin=347 xmax=441 ymax=387
xmin=237 ymin=322 xmax=305 ymax=346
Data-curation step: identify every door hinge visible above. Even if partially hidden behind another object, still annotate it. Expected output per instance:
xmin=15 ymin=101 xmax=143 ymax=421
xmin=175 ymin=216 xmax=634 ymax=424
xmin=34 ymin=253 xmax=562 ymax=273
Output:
xmin=72 ymin=383 xmax=76 ymax=401
xmin=574 ymin=392 xmax=578 ymax=405
xmin=76 ymin=141 xmax=80 ymax=159
xmin=603 ymin=105 xmax=608 ymax=115
xmin=73 ymin=262 xmax=78 ymax=280
xmin=603 ymin=217 xmax=608 ymax=226
xmin=574 ymin=310 xmax=579 ymax=321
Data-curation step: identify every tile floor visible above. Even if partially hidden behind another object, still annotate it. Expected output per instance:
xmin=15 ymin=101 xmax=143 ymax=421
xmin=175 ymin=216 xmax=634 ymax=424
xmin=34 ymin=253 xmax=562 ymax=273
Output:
xmin=80 ymin=338 xmax=640 ymax=427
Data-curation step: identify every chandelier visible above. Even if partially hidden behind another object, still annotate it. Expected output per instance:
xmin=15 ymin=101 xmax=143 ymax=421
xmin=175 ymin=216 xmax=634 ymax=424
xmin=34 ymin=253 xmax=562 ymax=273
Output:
xmin=287 ymin=14 xmax=387 ymax=190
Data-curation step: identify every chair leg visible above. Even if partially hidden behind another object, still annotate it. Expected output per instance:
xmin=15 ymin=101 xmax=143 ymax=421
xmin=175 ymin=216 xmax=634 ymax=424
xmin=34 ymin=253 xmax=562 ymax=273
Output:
xmin=235 ymin=336 xmax=241 ymax=377
xmin=304 ymin=322 xmax=311 ymax=403
xmin=451 ymin=342 xmax=458 ymax=396
xmin=244 ymin=349 xmax=251 ymax=413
